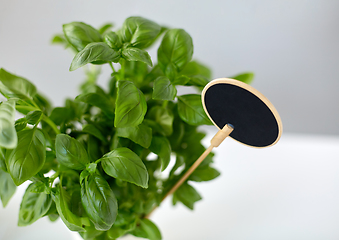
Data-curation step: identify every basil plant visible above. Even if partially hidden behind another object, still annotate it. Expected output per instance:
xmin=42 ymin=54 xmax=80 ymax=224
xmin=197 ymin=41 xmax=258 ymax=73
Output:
xmin=0 ymin=17 xmax=253 ymax=240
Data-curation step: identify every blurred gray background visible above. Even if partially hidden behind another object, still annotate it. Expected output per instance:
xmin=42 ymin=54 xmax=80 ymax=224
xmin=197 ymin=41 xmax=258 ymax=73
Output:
xmin=0 ymin=0 xmax=338 ymax=135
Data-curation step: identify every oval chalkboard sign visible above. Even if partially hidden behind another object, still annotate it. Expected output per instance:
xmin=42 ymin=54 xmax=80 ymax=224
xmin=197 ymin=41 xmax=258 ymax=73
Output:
xmin=202 ymin=78 xmax=282 ymax=148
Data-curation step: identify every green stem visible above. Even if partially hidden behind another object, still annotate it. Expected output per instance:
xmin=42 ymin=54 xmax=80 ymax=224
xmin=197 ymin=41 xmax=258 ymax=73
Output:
xmin=109 ymin=62 xmax=116 ymax=73
xmin=120 ymin=59 xmax=125 ymax=80
xmin=42 ymin=115 xmax=60 ymax=134
xmin=162 ymin=100 xmax=168 ymax=108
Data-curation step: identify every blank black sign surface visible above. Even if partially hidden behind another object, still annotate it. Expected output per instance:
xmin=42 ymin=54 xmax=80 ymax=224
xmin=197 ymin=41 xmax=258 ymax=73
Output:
xmin=204 ymin=82 xmax=280 ymax=147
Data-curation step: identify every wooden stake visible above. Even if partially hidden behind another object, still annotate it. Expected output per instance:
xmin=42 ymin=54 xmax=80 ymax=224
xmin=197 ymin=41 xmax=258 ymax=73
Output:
xmin=145 ymin=124 xmax=234 ymax=219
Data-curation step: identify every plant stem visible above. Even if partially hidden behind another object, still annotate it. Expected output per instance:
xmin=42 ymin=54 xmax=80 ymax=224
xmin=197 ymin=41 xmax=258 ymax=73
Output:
xmin=42 ymin=115 xmax=60 ymax=134
xmin=120 ymin=59 xmax=125 ymax=80
xmin=109 ymin=62 xmax=116 ymax=73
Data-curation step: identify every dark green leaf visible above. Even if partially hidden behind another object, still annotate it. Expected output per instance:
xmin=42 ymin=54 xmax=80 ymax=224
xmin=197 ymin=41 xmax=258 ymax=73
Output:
xmin=55 ymin=134 xmax=89 ymax=170
xmin=149 ymin=136 xmax=171 ymax=171
xmin=114 ymin=81 xmax=147 ymax=128
xmin=75 ymin=92 xmax=114 ymax=119
xmin=152 ymin=76 xmax=177 ymax=100
xmin=15 ymin=118 xmax=27 ymax=132
xmin=100 ymin=147 xmax=149 ymax=188
xmin=26 ymin=110 xmax=43 ymax=125
xmin=6 ymin=129 xmax=46 ymax=185
xmin=231 ymin=72 xmax=254 ymax=84
xmin=70 ymin=42 xmax=121 ymax=71
xmin=18 ymin=183 xmax=52 ymax=226
xmin=82 ymin=124 xmax=107 ymax=143
xmin=0 ymin=68 xmax=37 ymax=99
xmin=177 ymin=94 xmax=212 ymax=125
xmin=174 ymin=182 xmax=201 ymax=210
xmin=81 ymin=173 xmax=118 ymax=231
xmin=0 ymin=147 xmax=6 ymax=171
xmin=122 ymin=47 xmax=153 ymax=67
xmin=104 ymin=31 xmax=122 ymax=50
xmin=171 ymin=75 xmax=190 ymax=86
xmin=157 ymin=29 xmax=193 ymax=79
xmin=0 ymin=168 xmax=16 ymax=207
xmin=63 ymin=22 xmax=103 ymax=52
xmin=49 ymin=107 xmax=74 ymax=125
xmin=53 ymin=183 xmax=86 ymax=232
xmin=87 ymin=136 xmax=101 ymax=162
xmin=120 ymin=17 xmax=161 ymax=49
xmin=33 ymin=93 xmax=52 ymax=115
xmin=131 ymin=218 xmax=162 ymax=240
xmin=189 ymin=166 xmax=220 ymax=182
xmin=116 ymin=123 xmax=152 ymax=148
xmin=179 ymin=60 xmax=211 ymax=79
xmin=0 ymin=100 xmax=17 ymax=149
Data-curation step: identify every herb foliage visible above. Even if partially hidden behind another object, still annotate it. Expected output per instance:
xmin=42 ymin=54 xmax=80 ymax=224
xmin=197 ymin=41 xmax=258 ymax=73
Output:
xmin=0 ymin=16 xmax=253 ymax=239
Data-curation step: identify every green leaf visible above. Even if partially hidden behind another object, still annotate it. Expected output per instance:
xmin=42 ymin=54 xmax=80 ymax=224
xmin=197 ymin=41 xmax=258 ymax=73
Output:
xmin=171 ymin=75 xmax=190 ymax=86
xmin=82 ymin=124 xmax=107 ymax=143
xmin=114 ymin=81 xmax=147 ymax=128
xmin=26 ymin=110 xmax=43 ymax=125
xmin=120 ymin=17 xmax=161 ymax=49
xmin=100 ymin=147 xmax=149 ymax=188
xmin=98 ymin=23 xmax=114 ymax=35
xmin=81 ymin=173 xmax=118 ymax=231
xmin=49 ymin=107 xmax=74 ymax=125
xmin=116 ymin=123 xmax=152 ymax=148
xmin=189 ymin=166 xmax=220 ymax=182
xmin=174 ymin=182 xmax=202 ymax=210
xmin=53 ymin=183 xmax=86 ymax=232
xmin=149 ymin=136 xmax=171 ymax=171
xmin=157 ymin=29 xmax=193 ymax=80
xmin=104 ymin=31 xmax=122 ymax=50
xmin=6 ymin=129 xmax=46 ymax=186
xmin=75 ymin=92 xmax=114 ymax=119
xmin=180 ymin=60 xmax=211 ymax=79
xmin=147 ymin=106 xmax=174 ymax=136
xmin=70 ymin=42 xmax=120 ymax=71
xmin=231 ymin=72 xmax=254 ymax=84
xmin=55 ymin=134 xmax=89 ymax=170
xmin=0 ymin=168 xmax=16 ymax=207
xmin=0 ymin=100 xmax=17 ymax=149
xmin=14 ymin=118 xmax=27 ymax=132
xmin=152 ymin=76 xmax=177 ymax=100
xmin=177 ymin=94 xmax=212 ymax=125
xmin=122 ymin=47 xmax=153 ymax=67
xmin=131 ymin=218 xmax=162 ymax=240
xmin=18 ymin=183 xmax=52 ymax=226
xmin=0 ymin=147 xmax=6 ymax=171
xmin=63 ymin=22 xmax=103 ymax=52
xmin=0 ymin=68 xmax=37 ymax=99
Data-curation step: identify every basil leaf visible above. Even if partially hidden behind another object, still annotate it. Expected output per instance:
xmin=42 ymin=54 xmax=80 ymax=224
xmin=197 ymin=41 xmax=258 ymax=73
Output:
xmin=157 ymin=29 xmax=193 ymax=80
xmin=6 ymin=129 xmax=46 ymax=186
xmin=33 ymin=93 xmax=52 ymax=115
xmin=104 ymin=31 xmax=122 ymax=49
xmin=147 ymin=106 xmax=174 ymax=136
xmin=98 ymin=23 xmax=113 ymax=35
xmin=0 ymin=147 xmax=6 ymax=171
xmin=0 ymin=100 xmax=17 ymax=149
xmin=63 ymin=22 xmax=103 ymax=52
xmin=82 ymin=124 xmax=107 ymax=143
xmin=0 ymin=168 xmax=16 ymax=207
xmin=116 ymin=123 xmax=152 ymax=148
xmin=55 ymin=134 xmax=89 ymax=170
xmin=149 ymin=136 xmax=171 ymax=171
xmin=152 ymin=76 xmax=177 ymax=100
xmin=177 ymin=94 xmax=212 ymax=125
xmin=100 ymin=147 xmax=149 ymax=188
xmin=81 ymin=173 xmax=118 ymax=231
xmin=189 ymin=166 xmax=220 ymax=182
xmin=131 ymin=218 xmax=162 ymax=240
xmin=174 ymin=182 xmax=202 ymax=210
xmin=0 ymin=68 xmax=37 ymax=99
xmin=171 ymin=75 xmax=190 ymax=86
xmin=179 ymin=60 xmax=211 ymax=79
xmin=114 ymin=81 xmax=147 ymax=128
xmin=15 ymin=118 xmax=27 ymax=132
xmin=18 ymin=183 xmax=52 ymax=226
xmin=53 ymin=183 xmax=86 ymax=232
xmin=87 ymin=136 xmax=101 ymax=162
xmin=49 ymin=107 xmax=74 ymax=125
xmin=122 ymin=47 xmax=153 ymax=67
xmin=75 ymin=92 xmax=114 ymax=119
xmin=70 ymin=42 xmax=120 ymax=71
xmin=26 ymin=110 xmax=43 ymax=125
xmin=231 ymin=72 xmax=254 ymax=84
xmin=121 ymin=17 xmax=161 ymax=49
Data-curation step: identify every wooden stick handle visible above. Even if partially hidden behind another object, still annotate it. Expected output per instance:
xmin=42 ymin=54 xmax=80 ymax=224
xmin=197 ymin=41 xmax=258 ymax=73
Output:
xmin=145 ymin=124 xmax=234 ymax=219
